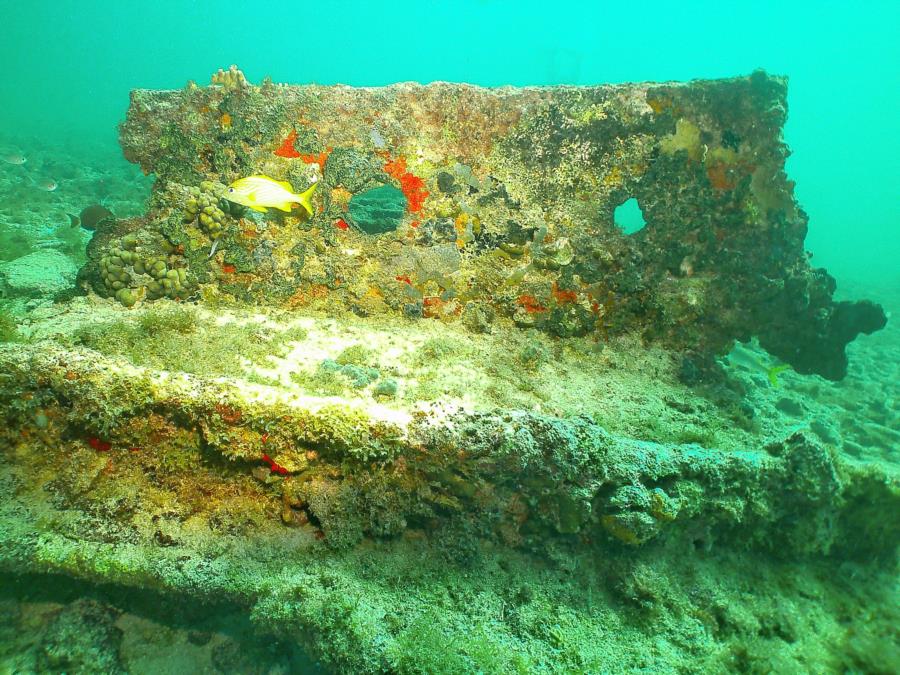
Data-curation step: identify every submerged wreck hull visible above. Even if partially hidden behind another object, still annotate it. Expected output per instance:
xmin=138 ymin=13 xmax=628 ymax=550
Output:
xmin=91 ymin=70 xmax=884 ymax=380
xmin=2 ymin=71 xmax=896 ymax=672
xmin=1 ymin=336 xmax=897 ymax=671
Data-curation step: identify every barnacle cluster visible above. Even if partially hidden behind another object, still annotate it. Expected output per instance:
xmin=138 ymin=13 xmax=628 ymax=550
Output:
xmin=532 ymin=236 xmax=574 ymax=270
xmin=99 ymin=235 xmax=189 ymax=307
xmin=211 ymin=65 xmax=249 ymax=92
xmin=527 ymin=222 xmax=574 ymax=271
xmin=600 ymin=485 xmax=681 ymax=545
xmin=184 ymin=181 xmax=227 ymax=240
xmin=396 ymin=245 xmax=461 ymax=306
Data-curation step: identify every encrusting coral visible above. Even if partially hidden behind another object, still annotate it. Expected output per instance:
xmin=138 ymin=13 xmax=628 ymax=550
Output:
xmin=0 ymin=67 xmax=896 ymax=674
xmin=182 ymin=180 xmax=229 ymax=241
xmin=107 ymin=68 xmax=887 ymax=379
xmin=98 ymin=234 xmax=189 ymax=307
xmin=211 ymin=64 xmax=249 ymax=92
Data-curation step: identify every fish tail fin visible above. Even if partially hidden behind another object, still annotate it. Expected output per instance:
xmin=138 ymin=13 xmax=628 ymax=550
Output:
xmin=767 ymin=364 xmax=791 ymax=387
xmin=297 ymin=182 xmax=317 ymax=217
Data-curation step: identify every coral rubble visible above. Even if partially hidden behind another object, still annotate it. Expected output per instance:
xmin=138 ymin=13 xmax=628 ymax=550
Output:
xmin=0 ymin=250 xmax=79 ymax=298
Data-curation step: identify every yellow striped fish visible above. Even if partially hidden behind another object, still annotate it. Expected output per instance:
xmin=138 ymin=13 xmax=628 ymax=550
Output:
xmin=224 ymin=175 xmax=317 ymax=215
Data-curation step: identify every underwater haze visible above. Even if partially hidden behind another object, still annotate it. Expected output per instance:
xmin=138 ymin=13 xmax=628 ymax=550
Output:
xmin=1 ymin=0 xmax=898 ymax=281
xmin=1 ymin=1 xmax=899 ymax=673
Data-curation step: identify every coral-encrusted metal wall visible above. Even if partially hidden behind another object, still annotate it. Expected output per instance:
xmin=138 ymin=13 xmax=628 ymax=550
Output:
xmin=80 ymin=69 xmax=885 ymax=379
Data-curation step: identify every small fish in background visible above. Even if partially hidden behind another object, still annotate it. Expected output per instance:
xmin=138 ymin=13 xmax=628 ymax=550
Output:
xmin=23 ymin=174 xmax=59 ymax=191
xmin=725 ymin=342 xmax=792 ymax=387
xmin=1 ymin=153 xmax=26 ymax=165
xmin=766 ymin=364 xmax=792 ymax=388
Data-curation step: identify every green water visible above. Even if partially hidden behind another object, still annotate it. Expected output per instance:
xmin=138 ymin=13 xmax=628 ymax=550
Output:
xmin=1 ymin=2 xmax=898 ymax=673
xmin=1 ymin=0 xmax=897 ymax=281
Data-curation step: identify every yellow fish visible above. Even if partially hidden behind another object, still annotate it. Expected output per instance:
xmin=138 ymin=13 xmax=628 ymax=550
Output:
xmin=224 ymin=175 xmax=317 ymax=215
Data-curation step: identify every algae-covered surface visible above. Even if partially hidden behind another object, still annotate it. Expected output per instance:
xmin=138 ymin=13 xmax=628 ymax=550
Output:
xmin=1 ymin=72 xmax=898 ymax=674
xmin=2 ymin=290 xmax=898 ymax=673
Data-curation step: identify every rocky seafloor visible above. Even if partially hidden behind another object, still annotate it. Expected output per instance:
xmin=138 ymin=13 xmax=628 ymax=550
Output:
xmin=1 ymin=75 xmax=898 ymax=674
xmin=1 ymin=284 xmax=898 ymax=674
